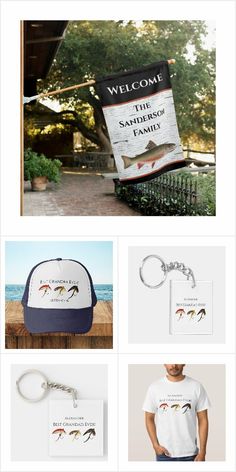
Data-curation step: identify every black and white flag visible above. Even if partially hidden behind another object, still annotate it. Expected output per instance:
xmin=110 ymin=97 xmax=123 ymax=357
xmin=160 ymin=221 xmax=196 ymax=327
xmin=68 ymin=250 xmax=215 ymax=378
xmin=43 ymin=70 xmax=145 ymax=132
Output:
xmin=96 ymin=61 xmax=185 ymax=184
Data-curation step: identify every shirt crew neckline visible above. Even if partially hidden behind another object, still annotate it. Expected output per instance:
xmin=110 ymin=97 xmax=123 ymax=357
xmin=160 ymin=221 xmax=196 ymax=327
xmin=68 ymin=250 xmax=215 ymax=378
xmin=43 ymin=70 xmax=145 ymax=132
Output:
xmin=163 ymin=374 xmax=187 ymax=384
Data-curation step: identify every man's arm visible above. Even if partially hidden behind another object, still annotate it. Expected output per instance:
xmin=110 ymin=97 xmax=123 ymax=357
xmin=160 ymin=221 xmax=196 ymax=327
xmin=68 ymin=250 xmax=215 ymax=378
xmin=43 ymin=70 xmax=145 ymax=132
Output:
xmin=195 ymin=409 xmax=209 ymax=461
xmin=145 ymin=412 xmax=170 ymax=456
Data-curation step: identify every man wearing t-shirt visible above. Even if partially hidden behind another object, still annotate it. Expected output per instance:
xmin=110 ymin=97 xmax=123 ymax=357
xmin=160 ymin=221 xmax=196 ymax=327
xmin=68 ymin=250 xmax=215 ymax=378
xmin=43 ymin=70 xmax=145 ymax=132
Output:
xmin=143 ymin=364 xmax=210 ymax=461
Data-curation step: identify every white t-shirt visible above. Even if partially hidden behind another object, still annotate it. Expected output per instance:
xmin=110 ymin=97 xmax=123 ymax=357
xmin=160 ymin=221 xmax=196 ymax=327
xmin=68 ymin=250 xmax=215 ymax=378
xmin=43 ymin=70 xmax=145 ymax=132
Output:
xmin=143 ymin=375 xmax=211 ymax=458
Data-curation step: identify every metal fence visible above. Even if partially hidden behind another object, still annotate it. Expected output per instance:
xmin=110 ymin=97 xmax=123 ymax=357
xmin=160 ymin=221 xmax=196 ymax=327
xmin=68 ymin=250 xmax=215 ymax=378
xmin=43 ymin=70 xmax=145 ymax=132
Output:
xmin=115 ymin=169 xmax=212 ymax=216
xmin=73 ymin=152 xmax=113 ymax=170
xmin=140 ymin=172 xmax=197 ymax=208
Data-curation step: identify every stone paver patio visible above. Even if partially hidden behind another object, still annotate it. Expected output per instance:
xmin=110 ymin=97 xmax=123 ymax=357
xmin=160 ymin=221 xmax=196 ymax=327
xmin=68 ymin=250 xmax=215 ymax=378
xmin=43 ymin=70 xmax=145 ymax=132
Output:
xmin=23 ymin=171 xmax=141 ymax=216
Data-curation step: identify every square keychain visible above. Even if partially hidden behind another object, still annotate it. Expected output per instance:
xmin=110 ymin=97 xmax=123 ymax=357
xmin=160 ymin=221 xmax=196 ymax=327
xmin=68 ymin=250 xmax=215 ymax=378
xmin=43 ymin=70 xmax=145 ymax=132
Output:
xmin=16 ymin=370 xmax=104 ymax=458
xmin=139 ymin=254 xmax=214 ymax=336
xmin=49 ymin=399 xmax=104 ymax=457
xmin=170 ymin=280 xmax=213 ymax=335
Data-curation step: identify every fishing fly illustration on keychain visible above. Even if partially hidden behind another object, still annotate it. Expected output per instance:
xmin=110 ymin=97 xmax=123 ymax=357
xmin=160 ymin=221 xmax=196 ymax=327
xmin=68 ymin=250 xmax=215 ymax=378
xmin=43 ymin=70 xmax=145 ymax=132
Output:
xmin=139 ymin=254 xmax=213 ymax=335
xmin=16 ymin=370 xmax=104 ymax=457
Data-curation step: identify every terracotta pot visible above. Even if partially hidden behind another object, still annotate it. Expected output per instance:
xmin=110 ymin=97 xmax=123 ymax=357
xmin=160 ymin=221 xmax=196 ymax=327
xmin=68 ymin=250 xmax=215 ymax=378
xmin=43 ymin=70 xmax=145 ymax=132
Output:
xmin=31 ymin=176 xmax=48 ymax=191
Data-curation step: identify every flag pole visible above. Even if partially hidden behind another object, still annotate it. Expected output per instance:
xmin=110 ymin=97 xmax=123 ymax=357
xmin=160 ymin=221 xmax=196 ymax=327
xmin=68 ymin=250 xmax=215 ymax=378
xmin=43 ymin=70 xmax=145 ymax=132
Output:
xmin=24 ymin=59 xmax=176 ymax=103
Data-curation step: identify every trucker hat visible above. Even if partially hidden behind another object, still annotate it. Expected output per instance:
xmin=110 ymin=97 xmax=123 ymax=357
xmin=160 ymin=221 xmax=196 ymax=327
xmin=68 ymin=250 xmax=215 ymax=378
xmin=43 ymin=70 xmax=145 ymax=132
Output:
xmin=21 ymin=258 xmax=97 ymax=334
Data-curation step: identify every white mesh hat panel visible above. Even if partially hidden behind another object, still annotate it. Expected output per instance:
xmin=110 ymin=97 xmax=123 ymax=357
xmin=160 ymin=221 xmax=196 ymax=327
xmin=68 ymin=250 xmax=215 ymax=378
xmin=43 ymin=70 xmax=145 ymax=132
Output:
xmin=27 ymin=260 xmax=92 ymax=309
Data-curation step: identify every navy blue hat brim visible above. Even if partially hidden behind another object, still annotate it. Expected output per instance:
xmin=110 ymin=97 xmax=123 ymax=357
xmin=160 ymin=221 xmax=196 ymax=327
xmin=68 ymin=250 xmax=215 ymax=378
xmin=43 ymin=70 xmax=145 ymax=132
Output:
xmin=23 ymin=306 xmax=93 ymax=334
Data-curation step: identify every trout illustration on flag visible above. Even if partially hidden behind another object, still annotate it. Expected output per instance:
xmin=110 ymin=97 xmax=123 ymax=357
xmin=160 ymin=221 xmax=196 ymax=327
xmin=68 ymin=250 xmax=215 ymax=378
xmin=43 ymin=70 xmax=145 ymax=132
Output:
xmin=96 ymin=61 xmax=185 ymax=184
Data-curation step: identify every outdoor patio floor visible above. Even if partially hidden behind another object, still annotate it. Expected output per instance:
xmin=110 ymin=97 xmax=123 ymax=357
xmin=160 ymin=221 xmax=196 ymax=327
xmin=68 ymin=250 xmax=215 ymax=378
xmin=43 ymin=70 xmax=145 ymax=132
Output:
xmin=23 ymin=171 xmax=141 ymax=216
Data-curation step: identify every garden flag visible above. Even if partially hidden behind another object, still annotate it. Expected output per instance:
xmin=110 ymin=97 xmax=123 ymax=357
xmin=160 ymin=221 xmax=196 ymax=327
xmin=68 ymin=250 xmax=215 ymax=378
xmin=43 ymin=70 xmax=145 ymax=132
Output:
xmin=96 ymin=61 xmax=185 ymax=184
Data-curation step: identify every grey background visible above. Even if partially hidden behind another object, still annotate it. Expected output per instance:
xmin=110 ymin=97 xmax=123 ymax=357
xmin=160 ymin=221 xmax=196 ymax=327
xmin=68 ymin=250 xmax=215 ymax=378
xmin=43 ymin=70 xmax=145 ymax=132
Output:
xmin=128 ymin=246 xmax=225 ymax=344
xmin=128 ymin=364 xmax=225 ymax=461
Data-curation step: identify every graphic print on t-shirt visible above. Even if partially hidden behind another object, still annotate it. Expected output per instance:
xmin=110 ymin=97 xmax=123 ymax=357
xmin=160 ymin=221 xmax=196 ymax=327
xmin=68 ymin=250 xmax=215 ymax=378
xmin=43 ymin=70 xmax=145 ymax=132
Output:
xmin=142 ymin=376 xmax=211 ymax=458
xmin=159 ymin=395 xmax=192 ymax=415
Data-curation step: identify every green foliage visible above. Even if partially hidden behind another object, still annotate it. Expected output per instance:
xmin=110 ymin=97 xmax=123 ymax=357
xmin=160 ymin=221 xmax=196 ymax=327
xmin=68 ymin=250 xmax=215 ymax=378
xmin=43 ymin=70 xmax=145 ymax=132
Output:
xmin=192 ymin=172 xmax=216 ymax=216
xmin=24 ymin=148 xmax=62 ymax=183
xmin=41 ymin=20 xmax=215 ymax=149
xmin=24 ymin=121 xmax=74 ymax=158
xmin=115 ymin=171 xmax=215 ymax=216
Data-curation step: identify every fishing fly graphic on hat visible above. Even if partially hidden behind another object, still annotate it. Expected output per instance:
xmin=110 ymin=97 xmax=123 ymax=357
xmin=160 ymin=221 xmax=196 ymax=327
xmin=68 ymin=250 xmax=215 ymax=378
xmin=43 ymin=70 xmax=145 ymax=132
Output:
xmin=22 ymin=258 xmax=97 ymax=334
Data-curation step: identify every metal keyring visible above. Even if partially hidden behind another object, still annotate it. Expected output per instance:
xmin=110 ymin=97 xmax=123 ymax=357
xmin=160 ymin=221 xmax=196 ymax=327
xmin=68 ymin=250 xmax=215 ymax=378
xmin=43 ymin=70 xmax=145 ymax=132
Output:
xmin=139 ymin=254 xmax=167 ymax=289
xmin=16 ymin=369 xmax=49 ymax=403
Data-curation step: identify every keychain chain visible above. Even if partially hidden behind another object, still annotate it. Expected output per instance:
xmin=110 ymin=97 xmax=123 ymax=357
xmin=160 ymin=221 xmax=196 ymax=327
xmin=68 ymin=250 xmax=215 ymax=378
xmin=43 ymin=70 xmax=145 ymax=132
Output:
xmin=139 ymin=254 xmax=196 ymax=289
xmin=164 ymin=261 xmax=196 ymax=287
xmin=42 ymin=381 xmax=78 ymax=408
xmin=16 ymin=370 xmax=78 ymax=408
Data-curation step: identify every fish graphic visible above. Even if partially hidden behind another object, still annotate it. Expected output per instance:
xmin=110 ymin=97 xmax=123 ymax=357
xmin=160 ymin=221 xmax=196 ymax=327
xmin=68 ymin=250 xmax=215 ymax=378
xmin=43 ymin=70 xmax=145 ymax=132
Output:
xmin=171 ymin=404 xmax=181 ymax=411
xmin=67 ymin=285 xmax=79 ymax=300
xmin=197 ymin=308 xmax=206 ymax=322
xmin=52 ymin=428 xmax=66 ymax=441
xmin=83 ymin=428 xmax=96 ymax=443
xmin=54 ymin=285 xmax=67 ymax=296
xmin=69 ymin=430 xmax=81 ymax=441
xmin=121 ymin=141 xmax=176 ymax=170
xmin=159 ymin=403 xmax=168 ymax=411
xmin=187 ymin=309 xmax=196 ymax=320
xmin=182 ymin=403 xmax=191 ymax=414
xmin=39 ymin=284 xmax=51 ymax=297
xmin=175 ymin=308 xmax=185 ymax=321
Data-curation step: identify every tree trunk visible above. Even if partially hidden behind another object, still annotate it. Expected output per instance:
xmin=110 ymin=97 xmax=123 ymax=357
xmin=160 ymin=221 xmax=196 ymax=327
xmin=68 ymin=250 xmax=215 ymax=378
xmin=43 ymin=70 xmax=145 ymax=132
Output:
xmin=95 ymin=124 xmax=112 ymax=153
xmin=25 ymin=101 xmax=113 ymax=154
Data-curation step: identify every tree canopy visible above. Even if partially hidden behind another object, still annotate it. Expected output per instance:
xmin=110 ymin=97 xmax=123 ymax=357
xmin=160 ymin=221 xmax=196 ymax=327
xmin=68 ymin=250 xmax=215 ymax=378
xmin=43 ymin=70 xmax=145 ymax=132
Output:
xmin=36 ymin=20 xmax=215 ymax=151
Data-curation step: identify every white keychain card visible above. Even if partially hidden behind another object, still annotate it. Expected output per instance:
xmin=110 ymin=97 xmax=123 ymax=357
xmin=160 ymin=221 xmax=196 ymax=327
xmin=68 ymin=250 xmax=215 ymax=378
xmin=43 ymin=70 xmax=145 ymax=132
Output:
xmin=170 ymin=280 xmax=213 ymax=335
xmin=49 ymin=399 xmax=104 ymax=456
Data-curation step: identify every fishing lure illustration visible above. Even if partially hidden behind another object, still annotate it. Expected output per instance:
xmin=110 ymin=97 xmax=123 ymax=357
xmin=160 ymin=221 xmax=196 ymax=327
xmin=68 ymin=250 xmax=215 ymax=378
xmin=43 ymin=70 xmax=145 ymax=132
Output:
xmin=54 ymin=285 xmax=67 ymax=296
xmin=159 ymin=403 xmax=169 ymax=411
xmin=69 ymin=430 xmax=81 ymax=441
xmin=197 ymin=308 xmax=206 ymax=322
xmin=52 ymin=428 xmax=66 ymax=441
xmin=175 ymin=308 xmax=185 ymax=321
xmin=67 ymin=285 xmax=79 ymax=300
xmin=83 ymin=428 xmax=96 ymax=443
xmin=171 ymin=404 xmax=181 ymax=411
xmin=39 ymin=284 xmax=51 ymax=297
xmin=182 ymin=403 xmax=191 ymax=414
xmin=187 ymin=309 xmax=196 ymax=320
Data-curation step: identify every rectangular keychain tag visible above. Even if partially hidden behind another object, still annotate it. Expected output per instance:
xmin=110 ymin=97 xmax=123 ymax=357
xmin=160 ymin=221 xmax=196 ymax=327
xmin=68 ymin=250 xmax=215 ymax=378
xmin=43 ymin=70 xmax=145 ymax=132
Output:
xmin=49 ymin=399 xmax=104 ymax=456
xmin=170 ymin=280 xmax=213 ymax=335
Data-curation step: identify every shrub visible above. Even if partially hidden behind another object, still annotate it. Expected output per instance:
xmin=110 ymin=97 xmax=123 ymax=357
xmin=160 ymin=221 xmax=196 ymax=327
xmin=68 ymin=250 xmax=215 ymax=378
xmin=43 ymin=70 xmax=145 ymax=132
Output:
xmin=115 ymin=171 xmax=215 ymax=216
xmin=24 ymin=148 xmax=62 ymax=183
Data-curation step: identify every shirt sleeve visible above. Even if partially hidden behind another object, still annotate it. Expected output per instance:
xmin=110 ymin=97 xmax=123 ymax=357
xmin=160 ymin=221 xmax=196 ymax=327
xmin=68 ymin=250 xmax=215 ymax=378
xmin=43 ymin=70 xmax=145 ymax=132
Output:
xmin=142 ymin=384 xmax=157 ymax=413
xmin=196 ymin=382 xmax=211 ymax=412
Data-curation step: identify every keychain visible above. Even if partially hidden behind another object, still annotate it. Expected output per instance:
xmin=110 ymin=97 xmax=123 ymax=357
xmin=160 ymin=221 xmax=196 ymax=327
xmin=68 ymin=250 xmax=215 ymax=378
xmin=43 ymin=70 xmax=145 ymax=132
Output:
xmin=139 ymin=254 xmax=196 ymax=289
xmin=16 ymin=369 xmax=78 ymax=407
xmin=16 ymin=369 xmax=104 ymax=457
xmin=139 ymin=254 xmax=213 ymax=335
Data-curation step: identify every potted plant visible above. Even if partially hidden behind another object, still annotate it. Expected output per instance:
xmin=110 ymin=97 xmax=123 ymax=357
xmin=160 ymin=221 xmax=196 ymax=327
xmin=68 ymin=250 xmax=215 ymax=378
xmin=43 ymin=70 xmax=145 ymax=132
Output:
xmin=24 ymin=148 xmax=62 ymax=191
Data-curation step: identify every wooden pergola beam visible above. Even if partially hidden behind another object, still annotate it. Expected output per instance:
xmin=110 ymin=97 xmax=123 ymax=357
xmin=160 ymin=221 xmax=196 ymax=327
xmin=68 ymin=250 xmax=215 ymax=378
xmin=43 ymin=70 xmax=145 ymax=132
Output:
xmin=26 ymin=35 xmax=65 ymax=45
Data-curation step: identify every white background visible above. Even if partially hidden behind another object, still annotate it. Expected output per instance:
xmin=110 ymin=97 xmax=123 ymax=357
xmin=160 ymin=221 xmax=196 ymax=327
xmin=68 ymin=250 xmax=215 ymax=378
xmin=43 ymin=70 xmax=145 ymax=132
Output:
xmin=0 ymin=1 xmax=236 ymax=472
